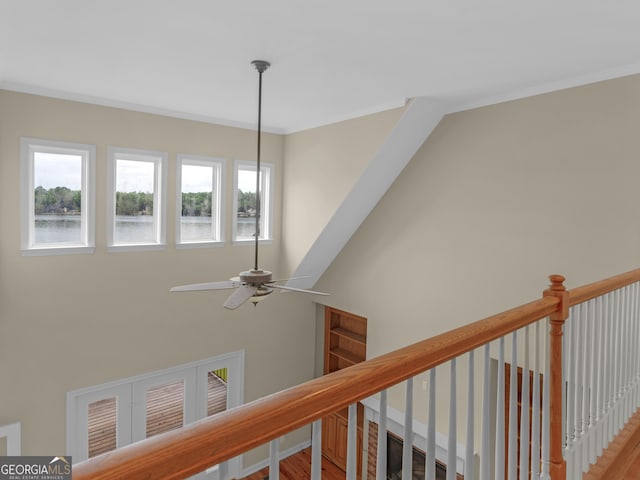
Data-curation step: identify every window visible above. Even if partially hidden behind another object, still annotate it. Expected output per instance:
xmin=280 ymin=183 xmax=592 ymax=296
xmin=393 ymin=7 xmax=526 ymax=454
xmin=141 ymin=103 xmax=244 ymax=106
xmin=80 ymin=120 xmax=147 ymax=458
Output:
xmin=107 ymin=147 xmax=167 ymax=251
xmin=233 ymin=161 xmax=273 ymax=243
xmin=176 ymin=155 xmax=225 ymax=247
xmin=67 ymin=351 xmax=244 ymax=478
xmin=20 ymin=138 xmax=96 ymax=255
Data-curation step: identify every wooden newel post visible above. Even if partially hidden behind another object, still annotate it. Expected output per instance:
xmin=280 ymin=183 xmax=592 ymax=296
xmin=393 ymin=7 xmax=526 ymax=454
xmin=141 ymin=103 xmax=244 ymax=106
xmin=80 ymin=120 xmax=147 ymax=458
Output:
xmin=543 ymin=274 xmax=568 ymax=480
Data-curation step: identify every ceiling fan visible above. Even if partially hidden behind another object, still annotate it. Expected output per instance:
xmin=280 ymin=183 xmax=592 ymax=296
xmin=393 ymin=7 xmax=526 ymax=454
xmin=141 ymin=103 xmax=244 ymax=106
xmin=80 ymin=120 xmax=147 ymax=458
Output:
xmin=171 ymin=60 xmax=329 ymax=309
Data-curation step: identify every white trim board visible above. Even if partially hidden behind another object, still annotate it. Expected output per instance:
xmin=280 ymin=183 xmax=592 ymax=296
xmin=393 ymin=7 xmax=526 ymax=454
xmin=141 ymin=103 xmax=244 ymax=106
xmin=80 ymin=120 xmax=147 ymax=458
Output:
xmin=0 ymin=422 xmax=21 ymax=455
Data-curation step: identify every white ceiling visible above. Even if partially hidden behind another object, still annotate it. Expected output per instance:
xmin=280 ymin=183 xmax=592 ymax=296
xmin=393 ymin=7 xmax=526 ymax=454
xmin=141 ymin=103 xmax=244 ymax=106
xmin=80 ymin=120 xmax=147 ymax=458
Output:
xmin=2 ymin=0 xmax=640 ymax=133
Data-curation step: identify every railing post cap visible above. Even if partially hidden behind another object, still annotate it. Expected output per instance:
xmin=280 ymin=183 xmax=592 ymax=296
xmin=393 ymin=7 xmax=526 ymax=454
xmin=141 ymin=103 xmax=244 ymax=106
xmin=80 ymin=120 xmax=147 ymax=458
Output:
xmin=548 ymin=274 xmax=566 ymax=292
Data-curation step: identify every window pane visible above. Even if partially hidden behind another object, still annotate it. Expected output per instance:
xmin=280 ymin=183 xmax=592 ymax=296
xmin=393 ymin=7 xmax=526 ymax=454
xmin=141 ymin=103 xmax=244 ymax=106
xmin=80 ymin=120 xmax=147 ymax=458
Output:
xmin=115 ymin=159 xmax=155 ymax=244
xmin=181 ymin=164 xmax=214 ymax=242
xmin=207 ymin=369 xmax=228 ymax=416
xmin=236 ymin=169 xmax=256 ymax=240
xmin=145 ymin=380 xmax=185 ymax=438
xmin=88 ymin=397 xmax=117 ymax=458
xmin=236 ymin=167 xmax=269 ymax=241
xmin=33 ymin=152 xmax=83 ymax=244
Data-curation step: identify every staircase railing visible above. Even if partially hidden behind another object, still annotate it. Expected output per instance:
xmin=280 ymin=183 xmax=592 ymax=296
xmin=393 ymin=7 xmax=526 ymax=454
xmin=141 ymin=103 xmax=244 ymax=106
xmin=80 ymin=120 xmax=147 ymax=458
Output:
xmin=73 ymin=268 xmax=640 ymax=480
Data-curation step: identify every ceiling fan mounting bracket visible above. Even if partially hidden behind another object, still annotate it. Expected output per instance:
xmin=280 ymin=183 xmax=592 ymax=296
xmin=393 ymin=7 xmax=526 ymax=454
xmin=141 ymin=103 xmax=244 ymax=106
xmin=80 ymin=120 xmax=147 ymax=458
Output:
xmin=251 ymin=60 xmax=270 ymax=73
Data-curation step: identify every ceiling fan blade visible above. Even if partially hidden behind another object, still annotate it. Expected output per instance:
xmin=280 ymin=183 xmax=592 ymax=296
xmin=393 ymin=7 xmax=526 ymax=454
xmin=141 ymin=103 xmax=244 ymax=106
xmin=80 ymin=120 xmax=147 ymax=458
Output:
xmin=269 ymin=284 xmax=330 ymax=296
xmin=170 ymin=280 xmax=239 ymax=292
xmin=224 ymin=285 xmax=258 ymax=310
xmin=269 ymin=275 xmax=312 ymax=284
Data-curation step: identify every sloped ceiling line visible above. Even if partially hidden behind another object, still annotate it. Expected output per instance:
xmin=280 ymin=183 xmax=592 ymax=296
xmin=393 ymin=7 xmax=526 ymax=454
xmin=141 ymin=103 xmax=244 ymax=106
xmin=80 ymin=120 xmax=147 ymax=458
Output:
xmin=287 ymin=97 xmax=448 ymax=290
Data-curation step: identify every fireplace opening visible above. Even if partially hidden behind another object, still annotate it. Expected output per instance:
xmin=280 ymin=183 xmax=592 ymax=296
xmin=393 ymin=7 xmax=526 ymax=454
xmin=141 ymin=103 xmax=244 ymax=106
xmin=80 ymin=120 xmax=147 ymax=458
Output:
xmin=386 ymin=432 xmax=452 ymax=480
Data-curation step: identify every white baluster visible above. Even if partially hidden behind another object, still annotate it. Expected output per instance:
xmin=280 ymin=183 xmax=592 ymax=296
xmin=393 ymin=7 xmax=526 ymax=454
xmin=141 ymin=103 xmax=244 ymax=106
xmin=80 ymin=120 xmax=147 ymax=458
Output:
xmin=519 ymin=326 xmax=530 ymax=480
xmin=402 ymin=378 xmax=414 ymax=480
xmin=580 ymin=302 xmax=590 ymax=473
xmin=508 ymin=332 xmax=517 ymax=480
xmin=634 ymin=283 xmax=640 ymax=408
xmin=624 ymin=286 xmax=633 ymax=419
xmin=466 ymin=351 xmax=475 ymax=480
xmin=541 ymin=319 xmax=551 ymax=480
xmin=629 ymin=284 xmax=638 ymax=410
xmin=620 ymin=288 xmax=629 ymax=424
xmin=606 ymin=291 xmax=615 ymax=443
xmin=377 ymin=390 xmax=388 ymax=480
xmin=218 ymin=461 xmax=229 ymax=480
xmin=531 ymin=322 xmax=541 ymax=479
xmin=588 ymin=299 xmax=598 ymax=467
xmin=480 ymin=345 xmax=491 ymax=480
xmin=495 ymin=336 xmax=506 ymax=480
xmin=269 ymin=438 xmax=279 ymax=479
xmin=614 ymin=289 xmax=623 ymax=433
xmin=426 ymin=369 xmax=436 ymax=480
xmin=562 ymin=312 xmax=568 ymax=450
xmin=574 ymin=304 xmax=584 ymax=473
xmin=636 ymin=282 xmax=640 ymax=406
xmin=346 ymin=403 xmax=358 ymax=480
xmin=564 ymin=307 xmax=575 ymax=479
xmin=311 ymin=419 xmax=322 ymax=480
xmin=447 ymin=359 xmax=457 ymax=480
xmin=565 ymin=307 xmax=575 ymax=452
xmin=595 ymin=296 xmax=605 ymax=458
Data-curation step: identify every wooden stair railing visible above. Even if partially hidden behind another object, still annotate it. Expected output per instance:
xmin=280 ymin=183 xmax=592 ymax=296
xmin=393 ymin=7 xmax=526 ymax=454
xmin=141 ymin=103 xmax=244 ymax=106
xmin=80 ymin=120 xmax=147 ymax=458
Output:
xmin=73 ymin=268 xmax=640 ymax=480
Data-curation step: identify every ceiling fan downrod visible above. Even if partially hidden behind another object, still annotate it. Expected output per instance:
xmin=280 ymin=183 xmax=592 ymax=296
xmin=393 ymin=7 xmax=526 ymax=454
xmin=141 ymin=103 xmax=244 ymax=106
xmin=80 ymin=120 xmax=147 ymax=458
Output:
xmin=251 ymin=60 xmax=270 ymax=272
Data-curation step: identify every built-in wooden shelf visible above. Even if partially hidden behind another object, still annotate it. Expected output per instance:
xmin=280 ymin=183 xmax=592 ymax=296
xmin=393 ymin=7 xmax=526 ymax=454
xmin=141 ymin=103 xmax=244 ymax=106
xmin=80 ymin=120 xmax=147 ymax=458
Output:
xmin=329 ymin=347 xmax=361 ymax=366
xmin=331 ymin=327 xmax=366 ymax=345
xmin=323 ymin=307 xmax=367 ymax=476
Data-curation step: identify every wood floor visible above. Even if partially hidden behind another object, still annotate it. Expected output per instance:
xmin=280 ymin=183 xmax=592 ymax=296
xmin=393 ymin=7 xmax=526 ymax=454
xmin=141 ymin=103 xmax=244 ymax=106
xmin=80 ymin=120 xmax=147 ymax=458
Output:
xmin=87 ymin=372 xmax=227 ymax=458
xmin=238 ymin=448 xmax=346 ymax=480
xmin=584 ymin=406 xmax=640 ymax=480
xmin=237 ymin=445 xmax=640 ymax=480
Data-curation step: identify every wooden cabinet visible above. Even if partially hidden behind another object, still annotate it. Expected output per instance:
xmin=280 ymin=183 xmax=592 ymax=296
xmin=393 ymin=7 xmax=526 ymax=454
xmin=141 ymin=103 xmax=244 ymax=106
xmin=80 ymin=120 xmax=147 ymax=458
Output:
xmin=322 ymin=407 xmax=364 ymax=474
xmin=322 ymin=307 xmax=367 ymax=475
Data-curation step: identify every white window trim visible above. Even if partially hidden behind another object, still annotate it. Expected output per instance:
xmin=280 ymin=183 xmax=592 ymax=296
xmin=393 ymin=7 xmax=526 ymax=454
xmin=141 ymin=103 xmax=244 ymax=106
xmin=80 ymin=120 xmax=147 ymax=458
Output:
xmin=0 ymin=422 xmax=21 ymax=455
xmin=66 ymin=350 xmax=245 ymax=478
xmin=232 ymin=160 xmax=274 ymax=246
xmin=176 ymin=154 xmax=226 ymax=248
xmin=107 ymin=146 xmax=168 ymax=252
xmin=20 ymin=137 xmax=96 ymax=256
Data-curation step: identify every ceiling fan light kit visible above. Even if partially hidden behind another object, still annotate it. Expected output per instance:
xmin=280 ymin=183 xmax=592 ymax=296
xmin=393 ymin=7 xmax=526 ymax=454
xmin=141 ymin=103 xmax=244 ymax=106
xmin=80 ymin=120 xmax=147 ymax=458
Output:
xmin=170 ymin=60 xmax=329 ymax=309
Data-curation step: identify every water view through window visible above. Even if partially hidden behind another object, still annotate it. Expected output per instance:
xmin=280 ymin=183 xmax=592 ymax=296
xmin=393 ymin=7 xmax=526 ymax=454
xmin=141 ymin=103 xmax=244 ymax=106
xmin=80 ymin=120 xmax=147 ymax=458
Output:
xmin=115 ymin=159 xmax=155 ymax=244
xmin=33 ymin=151 xmax=83 ymax=244
xmin=34 ymin=216 xmax=156 ymax=243
xmin=236 ymin=165 xmax=271 ymax=241
xmin=180 ymin=163 xmax=216 ymax=243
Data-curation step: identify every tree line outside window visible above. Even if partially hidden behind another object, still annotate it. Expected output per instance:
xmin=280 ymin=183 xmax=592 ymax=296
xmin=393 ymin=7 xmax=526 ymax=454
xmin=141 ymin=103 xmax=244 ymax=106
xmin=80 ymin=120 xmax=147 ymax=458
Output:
xmin=35 ymin=187 xmax=257 ymax=217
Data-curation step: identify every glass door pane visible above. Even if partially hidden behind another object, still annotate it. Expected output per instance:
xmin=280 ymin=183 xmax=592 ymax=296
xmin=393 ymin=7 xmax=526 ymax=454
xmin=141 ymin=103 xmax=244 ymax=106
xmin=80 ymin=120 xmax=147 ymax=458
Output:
xmin=145 ymin=379 xmax=185 ymax=438
xmin=87 ymin=397 xmax=117 ymax=457
xmin=207 ymin=369 xmax=227 ymax=417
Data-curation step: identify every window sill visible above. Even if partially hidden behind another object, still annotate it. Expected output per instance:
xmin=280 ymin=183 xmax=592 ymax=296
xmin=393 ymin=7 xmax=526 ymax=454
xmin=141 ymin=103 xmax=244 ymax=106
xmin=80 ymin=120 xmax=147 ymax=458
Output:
xmin=107 ymin=243 xmax=167 ymax=253
xmin=176 ymin=241 xmax=225 ymax=250
xmin=21 ymin=245 xmax=96 ymax=256
xmin=232 ymin=239 xmax=273 ymax=247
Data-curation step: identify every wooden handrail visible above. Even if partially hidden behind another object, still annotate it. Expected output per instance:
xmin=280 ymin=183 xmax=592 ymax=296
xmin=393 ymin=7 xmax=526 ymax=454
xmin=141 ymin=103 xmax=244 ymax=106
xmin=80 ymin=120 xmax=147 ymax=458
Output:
xmin=568 ymin=268 xmax=640 ymax=307
xmin=74 ymin=296 xmax=559 ymax=480
xmin=74 ymin=268 xmax=640 ymax=480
